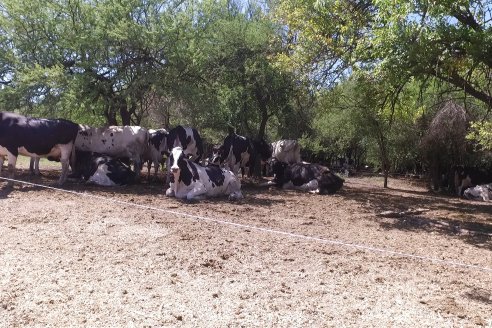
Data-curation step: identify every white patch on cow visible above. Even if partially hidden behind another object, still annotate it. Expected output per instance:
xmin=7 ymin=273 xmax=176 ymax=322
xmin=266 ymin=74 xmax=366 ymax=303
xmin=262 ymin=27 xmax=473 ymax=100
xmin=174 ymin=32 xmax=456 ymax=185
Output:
xmin=283 ymin=179 xmax=319 ymax=192
xmin=463 ymin=184 xmax=492 ymax=201
xmin=272 ymin=139 xmax=301 ymax=164
xmin=87 ymin=163 xmax=118 ymax=186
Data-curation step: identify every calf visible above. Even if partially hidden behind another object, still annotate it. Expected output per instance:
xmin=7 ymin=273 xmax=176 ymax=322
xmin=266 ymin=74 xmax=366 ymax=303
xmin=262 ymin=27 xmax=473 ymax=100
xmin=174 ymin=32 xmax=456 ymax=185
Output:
xmin=72 ymin=150 xmax=135 ymax=186
xmin=270 ymin=159 xmax=344 ymax=194
xmin=142 ymin=128 xmax=168 ymax=178
xmin=453 ymin=165 xmax=492 ymax=196
xmin=165 ymin=146 xmax=243 ymax=201
xmin=75 ymin=125 xmax=149 ymax=180
xmin=212 ymin=130 xmax=272 ymax=177
xmin=0 ymin=112 xmax=78 ymax=185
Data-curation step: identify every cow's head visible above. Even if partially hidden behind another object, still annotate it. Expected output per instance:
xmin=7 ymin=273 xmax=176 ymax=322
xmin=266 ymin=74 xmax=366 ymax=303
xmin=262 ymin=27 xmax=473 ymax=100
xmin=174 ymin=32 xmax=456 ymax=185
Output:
xmin=210 ymin=144 xmax=225 ymax=165
xmin=270 ymin=158 xmax=287 ymax=186
xmin=169 ymin=146 xmax=187 ymax=175
xmin=279 ymin=139 xmax=297 ymax=152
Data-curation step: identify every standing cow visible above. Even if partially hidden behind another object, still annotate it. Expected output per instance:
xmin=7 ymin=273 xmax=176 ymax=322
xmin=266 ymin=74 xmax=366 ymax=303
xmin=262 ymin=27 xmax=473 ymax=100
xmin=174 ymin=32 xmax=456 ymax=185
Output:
xmin=271 ymin=139 xmax=301 ymax=164
xmin=0 ymin=112 xmax=79 ymax=185
xmin=212 ymin=129 xmax=272 ymax=177
xmin=142 ymin=128 xmax=169 ymax=179
xmin=165 ymin=146 xmax=243 ymax=201
xmin=75 ymin=125 xmax=149 ymax=181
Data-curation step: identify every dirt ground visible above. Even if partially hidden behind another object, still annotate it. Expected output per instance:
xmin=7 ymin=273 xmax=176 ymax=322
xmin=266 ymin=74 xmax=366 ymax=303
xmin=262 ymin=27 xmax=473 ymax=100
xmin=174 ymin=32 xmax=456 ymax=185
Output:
xmin=0 ymin=163 xmax=491 ymax=327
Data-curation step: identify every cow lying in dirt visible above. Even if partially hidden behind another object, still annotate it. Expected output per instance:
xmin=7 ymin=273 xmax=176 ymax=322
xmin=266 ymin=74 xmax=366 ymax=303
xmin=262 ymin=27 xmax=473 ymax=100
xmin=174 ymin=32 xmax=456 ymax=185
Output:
xmin=269 ymin=159 xmax=344 ymax=195
xmin=71 ymin=150 xmax=135 ymax=186
xmin=166 ymin=146 xmax=243 ymax=201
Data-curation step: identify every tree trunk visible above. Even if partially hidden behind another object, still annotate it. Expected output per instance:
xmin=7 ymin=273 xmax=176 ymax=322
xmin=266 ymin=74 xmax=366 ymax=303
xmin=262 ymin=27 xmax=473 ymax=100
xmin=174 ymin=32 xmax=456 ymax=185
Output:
xmin=118 ymin=97 xmax=131 ymax=126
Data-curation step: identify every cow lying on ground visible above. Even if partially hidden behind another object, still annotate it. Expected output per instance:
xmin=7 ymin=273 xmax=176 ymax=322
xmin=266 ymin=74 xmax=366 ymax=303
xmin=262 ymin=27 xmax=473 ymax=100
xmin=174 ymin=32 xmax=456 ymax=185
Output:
xmin=166 ymin=146 xmax=243 ymax=201
xmin=463 ymin=184 xmax=492 ymax=201
xmin=142 ymin=128 xmax=168 ymax=179
xmin=75 ymin=125 xmax=149 ymax=181
xmin=453 ymin=165 xmax=492 ymax=196
xmin=71 ymin=150 xmax=135 ymax=186
xmin=212 ymin=129 xmax=272 ymax=177
xmin=0 ymin=112 xmax=79 ymax=185
xmin=270 ymin=159 xmax=344 ymax=194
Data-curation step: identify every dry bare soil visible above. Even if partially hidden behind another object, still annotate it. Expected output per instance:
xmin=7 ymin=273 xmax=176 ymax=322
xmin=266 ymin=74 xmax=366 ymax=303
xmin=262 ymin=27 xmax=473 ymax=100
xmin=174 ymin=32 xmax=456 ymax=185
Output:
xmin=1 ymin=163 xmax=491 ymax=327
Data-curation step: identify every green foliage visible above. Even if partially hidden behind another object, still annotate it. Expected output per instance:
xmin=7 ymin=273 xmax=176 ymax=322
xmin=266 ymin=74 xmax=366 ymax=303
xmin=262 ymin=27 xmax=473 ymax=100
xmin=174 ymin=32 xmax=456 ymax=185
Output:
xmin=468 ymin=121 xmax=492 ymax=150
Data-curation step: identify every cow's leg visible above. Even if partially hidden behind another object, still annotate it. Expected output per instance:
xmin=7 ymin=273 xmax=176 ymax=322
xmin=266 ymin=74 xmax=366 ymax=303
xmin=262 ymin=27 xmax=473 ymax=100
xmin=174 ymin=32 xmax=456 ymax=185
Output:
xmin=0 ymin=156 xmax=4 ymax=174
xmin=29 ymin=157 xmax=41 ymax=176
xmin=186 ymin=182 xmax=207 ymax=201
xmin=153 ymin=159 xmax=159 ymax=178
xmin=133 ymin=158 xmax=142 ymax=182
xmin=165 ymin=184 xmax=175 ymax=197
xmin=164 ymin=157 xmax=171 ymax=187
xmin=57 ymin=143 xmax=73 ymax=185
xmin=6 ymin=152 xmax=18 ymax=186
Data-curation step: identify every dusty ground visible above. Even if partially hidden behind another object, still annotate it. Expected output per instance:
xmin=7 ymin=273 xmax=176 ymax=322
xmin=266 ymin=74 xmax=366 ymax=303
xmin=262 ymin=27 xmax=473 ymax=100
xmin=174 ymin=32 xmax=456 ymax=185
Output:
xmin=0 ymin=162 xmax=491 ymax=327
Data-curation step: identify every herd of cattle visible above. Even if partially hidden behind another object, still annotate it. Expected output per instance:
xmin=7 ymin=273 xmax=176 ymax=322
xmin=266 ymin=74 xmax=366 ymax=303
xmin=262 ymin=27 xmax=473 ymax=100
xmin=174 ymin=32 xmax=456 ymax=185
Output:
xmin=0 ymin=111 xmax=345 ymax=201
xmin=1 ymin=112 xmax=491 ymax=201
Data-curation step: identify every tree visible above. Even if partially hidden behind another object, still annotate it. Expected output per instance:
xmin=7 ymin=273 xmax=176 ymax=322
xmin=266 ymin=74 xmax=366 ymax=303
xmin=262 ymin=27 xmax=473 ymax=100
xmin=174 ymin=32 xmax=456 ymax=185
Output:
xmin=0 ymin=0 xmax=186 ymax=125
xmin=274 ymin=0 xmax=492 ymax=109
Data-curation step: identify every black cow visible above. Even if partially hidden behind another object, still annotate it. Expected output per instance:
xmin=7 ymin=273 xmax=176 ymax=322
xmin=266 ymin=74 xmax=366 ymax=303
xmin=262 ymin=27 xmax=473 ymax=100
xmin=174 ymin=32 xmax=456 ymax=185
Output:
xmin=212 ymin=130 xmax=272 ymax=177
xmin=0 ymin=112 xmax=79 ymax=185
xmin=453 ymin=165 xmax=492 ymax=196
xmin=72 ymin=150 xmax=135 ymax=186
xmin=270 ymin=159 xmax=344 ymax=194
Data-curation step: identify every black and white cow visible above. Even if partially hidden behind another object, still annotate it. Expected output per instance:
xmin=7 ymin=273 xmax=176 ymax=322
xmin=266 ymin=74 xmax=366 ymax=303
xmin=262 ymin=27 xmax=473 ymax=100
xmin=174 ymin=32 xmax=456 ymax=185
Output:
xmin=165 ymin=146 xmax=243 ymax=201
xmin=270 ymin=159 xmax=344 ymax=194
xmin=72 ymin=150 xmax=135 ymax=186
xmin=271 ymin=139 xmax=301 ymax=164
xmin=453 ymin=165 xmax=492 ymax=196
xmin=142 ymin=128 xmax=168 ymax=178
xmin=75 ymin=125 xmax=149 ymax=180
xmin=0 ymin=112 xmax=79 ymax=185
xmin=166 ymin=125 xmax=203 ymax=162
xmin=212 ymin=130 xmax=272 ymax=177
xmin=164 ymin=125 xmax=204 ymax=185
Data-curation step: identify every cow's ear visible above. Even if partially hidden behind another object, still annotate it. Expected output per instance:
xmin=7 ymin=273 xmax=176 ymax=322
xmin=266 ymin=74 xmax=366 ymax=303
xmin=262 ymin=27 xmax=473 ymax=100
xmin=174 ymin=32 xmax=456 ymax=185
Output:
xmin=227 ymin=126 xmax=234 ymax=136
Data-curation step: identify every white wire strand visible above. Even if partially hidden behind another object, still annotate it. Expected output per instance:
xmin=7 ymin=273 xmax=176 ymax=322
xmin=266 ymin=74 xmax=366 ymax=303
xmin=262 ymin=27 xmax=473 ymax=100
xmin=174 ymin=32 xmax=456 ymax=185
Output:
xmin=1 ymin=176 xmax=491 ymax=273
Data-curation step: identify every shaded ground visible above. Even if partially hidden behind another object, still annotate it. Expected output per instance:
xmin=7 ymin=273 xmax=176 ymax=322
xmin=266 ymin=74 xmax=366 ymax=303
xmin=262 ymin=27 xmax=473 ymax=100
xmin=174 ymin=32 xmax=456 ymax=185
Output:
xmin=0 ymin=164 xmax=491 ymax=327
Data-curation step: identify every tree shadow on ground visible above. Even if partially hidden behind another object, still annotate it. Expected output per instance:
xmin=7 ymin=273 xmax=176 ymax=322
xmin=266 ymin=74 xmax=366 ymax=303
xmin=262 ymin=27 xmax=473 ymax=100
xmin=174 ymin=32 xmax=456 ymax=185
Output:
xmin=338 ymin=182 xmax=492 ymax=250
